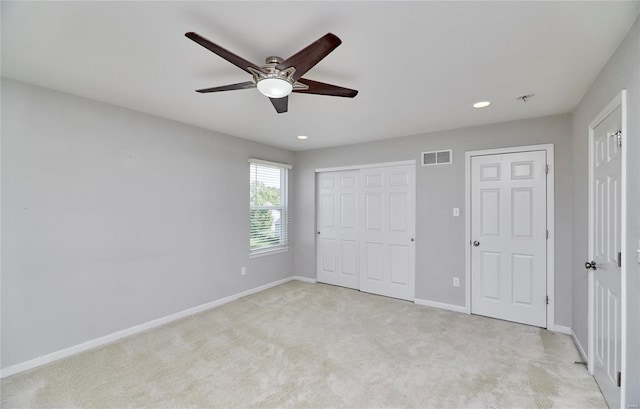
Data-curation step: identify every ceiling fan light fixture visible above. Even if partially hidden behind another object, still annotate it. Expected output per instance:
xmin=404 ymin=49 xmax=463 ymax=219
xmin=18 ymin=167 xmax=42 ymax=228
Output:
xmin=257 ymin=78 xmax=293 ymax=99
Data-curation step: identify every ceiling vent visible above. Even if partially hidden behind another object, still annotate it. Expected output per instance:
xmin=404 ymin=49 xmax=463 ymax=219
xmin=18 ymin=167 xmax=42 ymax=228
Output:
xmin=422 ymin=149 xmax=452 ymax=166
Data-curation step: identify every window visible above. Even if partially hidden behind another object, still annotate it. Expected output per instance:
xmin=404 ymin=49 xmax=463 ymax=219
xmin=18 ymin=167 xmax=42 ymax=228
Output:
xmin=249 ymin=159 xmax=291 ymax=255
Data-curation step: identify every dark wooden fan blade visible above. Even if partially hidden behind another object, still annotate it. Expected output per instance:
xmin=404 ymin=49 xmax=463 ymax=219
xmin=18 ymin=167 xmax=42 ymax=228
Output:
xmin=276 ymin=33 xmax=341 ymax=82
xmin=295 ymin=78 xmax=358 ymax=98
xmin=185 ymin=32 xmax=262 ymax=74
xmin=269 ymin=96 xmax=288 ymax=113
xmin=196 ymin=81 xmax=256 ymax=93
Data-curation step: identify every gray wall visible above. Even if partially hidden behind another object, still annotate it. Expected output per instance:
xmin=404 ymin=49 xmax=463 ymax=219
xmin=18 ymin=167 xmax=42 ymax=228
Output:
xmin=571 ymin=16 xmax=640 ymax=406
xmin=294 ymin=114 xmax=574 ymax=327
xmin=0 ymin=79 xmax=294 ymax=368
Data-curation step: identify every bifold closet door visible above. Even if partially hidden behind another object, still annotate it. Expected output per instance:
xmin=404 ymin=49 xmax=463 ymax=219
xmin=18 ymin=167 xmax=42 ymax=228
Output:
xmin=359 ymin=165 xmax=416 ymax=301
xmin=316 ymin=170 xmax=359 ymax=289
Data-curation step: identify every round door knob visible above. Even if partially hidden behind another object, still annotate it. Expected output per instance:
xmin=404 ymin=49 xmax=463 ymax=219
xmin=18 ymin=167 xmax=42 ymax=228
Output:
xmin=473 ymin=241 xmax=480 ymax=247
xmin=585 ymin=261 xmax=597 ymax=270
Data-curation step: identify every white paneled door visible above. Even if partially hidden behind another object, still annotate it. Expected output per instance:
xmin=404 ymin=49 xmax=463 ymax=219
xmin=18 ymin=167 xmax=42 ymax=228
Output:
xmin=359 ymin=165 xmax=416 ymax=301
xmin=471 ymin=151 xmax=547 ymax=327
xmin=317 ymin=170 xmax=359 ymax=289
xmin=589 ymin=103 xmax=622 ymax=409
xmin=317 ymin=164 xmax=416 ymax=301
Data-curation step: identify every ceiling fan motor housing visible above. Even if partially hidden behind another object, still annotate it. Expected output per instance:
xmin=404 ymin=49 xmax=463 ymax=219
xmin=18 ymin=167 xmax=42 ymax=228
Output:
xmin=248 ymin=59 xmax=309 ymax=95
xmin=265 ymin=56 xmax=283 ymax=65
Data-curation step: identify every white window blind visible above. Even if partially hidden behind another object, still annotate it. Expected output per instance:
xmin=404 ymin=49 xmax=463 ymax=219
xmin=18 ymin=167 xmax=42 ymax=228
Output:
xmin=249 ymin=159 xmax=291 ymax=255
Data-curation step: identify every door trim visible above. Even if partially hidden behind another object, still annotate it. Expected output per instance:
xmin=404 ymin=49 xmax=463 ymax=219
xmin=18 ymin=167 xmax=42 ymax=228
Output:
xmin=315 ymin=160 xmax=416 ymax=173
xmin=464 ymin=144 xmax=555 ymax=330
xmin=587 ymin=90 xmax=627 ymax=408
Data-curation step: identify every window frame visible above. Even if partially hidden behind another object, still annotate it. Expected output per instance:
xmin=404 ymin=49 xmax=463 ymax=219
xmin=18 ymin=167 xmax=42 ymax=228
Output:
xmin=248 ymin=159 xmax=291 ymax=257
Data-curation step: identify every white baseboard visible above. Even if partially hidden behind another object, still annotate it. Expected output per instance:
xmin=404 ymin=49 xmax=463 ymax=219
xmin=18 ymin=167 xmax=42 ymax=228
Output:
xmin=414 ymin=298 xmax=468 ymax=314
xmin=0 ymin=276 xmax=295 ymax=379
xmin=412 ymin=300 xmax=573 ymax=336
xmin=550 ymin=325 xmax=572 ymax=335
xmin=292 ymin=276 xmax=317 ymax=284
xmin=571 ymin=329 xmax=588 ymax=362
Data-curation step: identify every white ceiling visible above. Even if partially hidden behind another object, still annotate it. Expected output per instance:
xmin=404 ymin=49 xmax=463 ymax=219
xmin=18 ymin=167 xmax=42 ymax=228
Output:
xmin=2 ymin=1 xmax=639 ymax=151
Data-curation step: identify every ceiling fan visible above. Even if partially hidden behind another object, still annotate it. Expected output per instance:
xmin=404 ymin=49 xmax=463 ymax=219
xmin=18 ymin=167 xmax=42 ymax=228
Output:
xmin=185 ymin=32 xmax=358 ymax=113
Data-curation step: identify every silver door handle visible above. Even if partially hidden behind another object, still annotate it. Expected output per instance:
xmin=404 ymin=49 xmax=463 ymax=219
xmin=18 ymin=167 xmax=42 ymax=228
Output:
xmin=473 ymin=241 xmax=480 ymax=247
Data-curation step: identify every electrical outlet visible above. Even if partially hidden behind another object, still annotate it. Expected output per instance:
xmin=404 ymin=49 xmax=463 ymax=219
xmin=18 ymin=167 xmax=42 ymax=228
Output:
xmin=453 ymin=277 xmax=460 ymax=287
xmin=241 ymin=267 xmax=247 ymax=275
xmin=453 ymin=208 xmax=460 ymax=217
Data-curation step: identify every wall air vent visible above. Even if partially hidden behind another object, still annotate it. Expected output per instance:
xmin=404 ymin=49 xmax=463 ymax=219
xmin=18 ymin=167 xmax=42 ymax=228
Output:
xmin=421 ymin=149 xmax=452 ymax=166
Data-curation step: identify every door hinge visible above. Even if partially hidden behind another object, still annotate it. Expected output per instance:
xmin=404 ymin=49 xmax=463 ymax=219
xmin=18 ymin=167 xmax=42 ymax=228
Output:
xmin=546 ymin=295 xmax=549 ymax=305
xmin=618 ymin=252 xmax=622 ymax=267
xmin=545 ymin=164 xmax=549 ymax=174
xmin=617 ymin=371 xmax=621 ymax=387
xmin=546 ymin=230 xmax=549 ymax=240
xmin=614 ymin=130 xmax=622 ymax=148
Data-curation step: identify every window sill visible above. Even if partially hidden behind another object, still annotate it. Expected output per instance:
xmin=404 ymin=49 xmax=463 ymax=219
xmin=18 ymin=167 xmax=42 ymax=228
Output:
xmin=249 ymin=246 xmax=290 ymax=259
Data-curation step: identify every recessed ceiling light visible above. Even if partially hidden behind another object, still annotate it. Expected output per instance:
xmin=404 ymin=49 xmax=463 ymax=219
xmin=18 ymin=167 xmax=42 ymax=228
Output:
xmin=473 ymin=101 xmax=491 ymax=108
xmin=297 ymin=135 xmax=308 ymax=140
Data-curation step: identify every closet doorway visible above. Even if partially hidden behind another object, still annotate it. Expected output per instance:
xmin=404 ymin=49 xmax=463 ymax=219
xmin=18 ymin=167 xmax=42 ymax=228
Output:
xmin=316 ymin=161 xmax=416 ymax=301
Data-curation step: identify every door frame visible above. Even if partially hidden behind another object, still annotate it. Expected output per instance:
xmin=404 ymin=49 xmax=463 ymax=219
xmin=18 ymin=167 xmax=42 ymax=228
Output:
xmin=315 ymin=160 xmax=416 ymax=173
xmin=315 ymin=160 xmax=417 ymax=299
xmin=464 ymin=144 xmax=555 ymax=330
xmin=587 ymin=90 xmax=627 ymax=408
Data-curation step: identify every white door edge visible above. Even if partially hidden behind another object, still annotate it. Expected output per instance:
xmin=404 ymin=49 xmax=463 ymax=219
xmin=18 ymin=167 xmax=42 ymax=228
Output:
xmin=464 ymin=143 xmax=555 ymax=330
xmin=587 ymin=89 xmax=627 ymax=409
xmin=315 ymin=160 xmax=416 ymax=173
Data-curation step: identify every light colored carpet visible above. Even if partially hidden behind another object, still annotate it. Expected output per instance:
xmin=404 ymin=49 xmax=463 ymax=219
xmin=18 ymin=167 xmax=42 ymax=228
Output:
xmin=1 ymin=281 xmax=605 ymax=408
